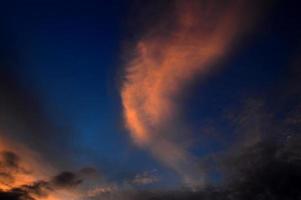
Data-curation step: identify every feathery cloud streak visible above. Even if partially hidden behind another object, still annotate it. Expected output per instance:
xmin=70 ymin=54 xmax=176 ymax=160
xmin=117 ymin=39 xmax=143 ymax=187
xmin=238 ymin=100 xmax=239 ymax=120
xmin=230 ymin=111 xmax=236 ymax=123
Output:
xmin=121 ymin=0 xmax=255 ymax=186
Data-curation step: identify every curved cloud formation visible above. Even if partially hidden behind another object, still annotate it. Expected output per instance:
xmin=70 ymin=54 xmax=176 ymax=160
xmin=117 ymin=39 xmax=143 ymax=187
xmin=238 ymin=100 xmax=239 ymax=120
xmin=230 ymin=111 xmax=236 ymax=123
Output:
xmin=121 ymin=0 xmax=256 ymax=187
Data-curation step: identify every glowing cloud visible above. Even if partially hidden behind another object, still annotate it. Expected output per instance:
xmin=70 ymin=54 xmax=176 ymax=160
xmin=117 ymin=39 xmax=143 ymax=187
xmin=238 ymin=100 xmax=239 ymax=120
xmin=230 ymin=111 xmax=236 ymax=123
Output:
xmin=0 ymin=136 xmax=85 ymax=200
xmin=0 ymin=136 xmax=51 ymax=190
xmin=121 ymin=0 xmax=255 ymax=187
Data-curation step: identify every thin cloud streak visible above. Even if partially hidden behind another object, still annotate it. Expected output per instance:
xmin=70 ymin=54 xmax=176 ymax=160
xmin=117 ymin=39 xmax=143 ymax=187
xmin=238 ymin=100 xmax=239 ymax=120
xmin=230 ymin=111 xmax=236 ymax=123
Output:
xmin=121 ymin=0 xmax=256 ymax=187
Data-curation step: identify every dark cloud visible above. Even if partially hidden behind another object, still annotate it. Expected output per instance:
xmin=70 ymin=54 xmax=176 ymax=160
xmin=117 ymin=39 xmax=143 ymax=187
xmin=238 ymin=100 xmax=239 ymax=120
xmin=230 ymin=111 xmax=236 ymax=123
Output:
xmin=0 ymin=189 xmax=33 ymax=200
xmin=220 ymin=138 xmax=301 ymax=200
xmin=0 ymin=181 xmax=50 ymax=200
xmin=0 ymin=171 xmax=84 ymax=200
xmin=0 ymin=151 xmax=28 ymax=187
xmin=0 ymin=150 xmax=87 ymax=200
xmin=51 ymin=171 xmax=82 ymax=188
xmin=0 ymin=151 xmax=19 ymax=171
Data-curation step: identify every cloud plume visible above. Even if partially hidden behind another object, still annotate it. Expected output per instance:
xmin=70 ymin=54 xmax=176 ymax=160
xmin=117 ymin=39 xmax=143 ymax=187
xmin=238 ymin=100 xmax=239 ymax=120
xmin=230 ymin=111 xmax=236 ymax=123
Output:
xmin=121 ymin=0 xmax=257 ymax=187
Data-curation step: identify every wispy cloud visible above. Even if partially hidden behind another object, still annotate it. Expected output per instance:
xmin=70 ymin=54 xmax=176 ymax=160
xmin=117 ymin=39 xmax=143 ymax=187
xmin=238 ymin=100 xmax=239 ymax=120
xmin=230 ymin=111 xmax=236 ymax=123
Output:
xmin=121 ymin=0 xmax=257 ymax=187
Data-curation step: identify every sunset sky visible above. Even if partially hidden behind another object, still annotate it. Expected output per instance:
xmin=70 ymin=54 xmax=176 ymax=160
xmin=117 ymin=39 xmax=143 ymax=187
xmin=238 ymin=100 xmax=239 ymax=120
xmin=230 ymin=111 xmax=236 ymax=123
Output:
xmin=0 ymin=0 xmax=300 ymax=200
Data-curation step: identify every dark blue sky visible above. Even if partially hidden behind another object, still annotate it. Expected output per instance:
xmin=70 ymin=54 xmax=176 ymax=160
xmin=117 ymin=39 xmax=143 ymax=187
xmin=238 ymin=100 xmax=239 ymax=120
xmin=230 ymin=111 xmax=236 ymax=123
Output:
xmin=0 ymin=0 xmax=161 ymax=178
xmin=0 ymin=0 xmax=300 ymax=187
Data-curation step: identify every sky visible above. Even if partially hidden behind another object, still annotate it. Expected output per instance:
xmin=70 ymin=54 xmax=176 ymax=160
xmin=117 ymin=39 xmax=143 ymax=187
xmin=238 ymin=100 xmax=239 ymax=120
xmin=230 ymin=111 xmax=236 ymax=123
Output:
xmin=0 ymin=0 xmax=300 ymax=200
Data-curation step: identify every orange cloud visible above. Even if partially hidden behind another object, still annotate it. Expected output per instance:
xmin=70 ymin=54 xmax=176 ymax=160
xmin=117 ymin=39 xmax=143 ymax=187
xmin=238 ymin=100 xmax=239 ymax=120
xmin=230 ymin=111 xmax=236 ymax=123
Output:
xmin=0 ymin=135 xmax=84 ymax=200
xmin=0 ymin=136 xmax=51 ymax=190
xmin=121 ymin=0 xmax=256 ymax=187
